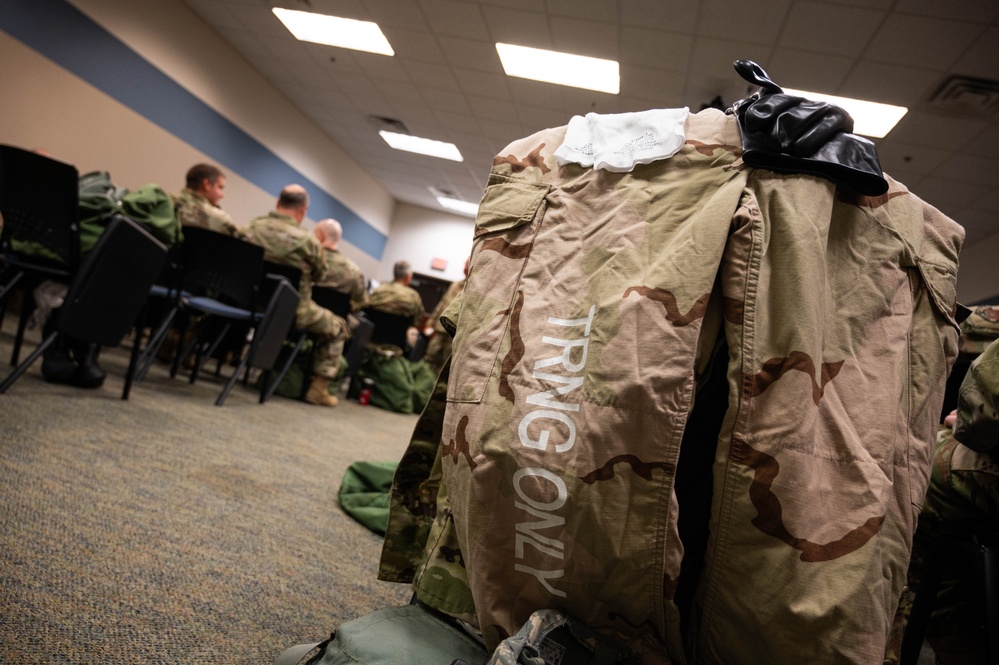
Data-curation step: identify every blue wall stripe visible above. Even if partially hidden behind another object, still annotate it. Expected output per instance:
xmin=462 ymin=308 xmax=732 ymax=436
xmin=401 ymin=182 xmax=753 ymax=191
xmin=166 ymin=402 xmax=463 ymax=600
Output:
xmin=0 ymin=0 xmax=388 ymax=259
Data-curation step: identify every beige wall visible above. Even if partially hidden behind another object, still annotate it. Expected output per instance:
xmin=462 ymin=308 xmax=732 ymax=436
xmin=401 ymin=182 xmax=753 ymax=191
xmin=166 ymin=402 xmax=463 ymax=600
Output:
xmin=377 ymin=204 xmax=474 ymax=285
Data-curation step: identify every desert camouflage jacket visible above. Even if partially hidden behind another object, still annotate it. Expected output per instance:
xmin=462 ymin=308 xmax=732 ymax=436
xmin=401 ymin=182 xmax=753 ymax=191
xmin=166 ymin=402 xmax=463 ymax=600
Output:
xmin=172 ymin=189 xmax=240 ymax=238
xmin=317 ymin=247 xmax=368 ymax=311
xmin=378 ymin=108 xmax=963 ymax=665
xmin=368 ymin=281 xmax=425 ymax=325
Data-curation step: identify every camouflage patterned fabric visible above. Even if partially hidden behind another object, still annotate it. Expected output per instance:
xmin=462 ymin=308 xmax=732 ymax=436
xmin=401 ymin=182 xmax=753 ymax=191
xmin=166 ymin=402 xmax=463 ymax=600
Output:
xmin=886 ymin=338 xmax=999 ymax=664
xmin=172 ymin=188 xmax=241 ymax=238
xmin=424 ymin=278 xmax=465 ymax=374
xmin=379 ymin=107 xmax=964 ymax=664
xmin=242 ymin=211 xmax=348 ymax=379
xmin=317 ymin=247 xmax=368 ymax=311
xmin=957 ymin=304 xmax=999 ymax=355
xmin=367 ymin=280 xmax=425 ymax=326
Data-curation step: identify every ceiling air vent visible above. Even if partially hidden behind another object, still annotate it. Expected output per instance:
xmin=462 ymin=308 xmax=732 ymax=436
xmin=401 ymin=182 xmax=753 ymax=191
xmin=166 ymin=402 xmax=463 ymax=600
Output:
xmin=367 ymin=115 xmax=409 ymax=134
xmin=927 ymin=75 xmax=999 ymax=117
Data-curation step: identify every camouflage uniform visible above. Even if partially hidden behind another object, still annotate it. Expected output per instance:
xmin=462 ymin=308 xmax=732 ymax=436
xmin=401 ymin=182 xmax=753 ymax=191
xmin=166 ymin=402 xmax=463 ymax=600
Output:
xmin=888 ymin=337 xmax=999 ymax=664
xmin=423 ymin=278 xmax=465 ymax=374
xmin=242 ymin=211 xmax=347 ymax=379
xmin=367 ymin=280 xmax=425 ymax=326
xmin=378 ymin=108 xmax=963 ymax=664
xmin=317 ymin=247 xmax=368 ymax=312
xmin=171 ymin=188 xmax=241 ymax=237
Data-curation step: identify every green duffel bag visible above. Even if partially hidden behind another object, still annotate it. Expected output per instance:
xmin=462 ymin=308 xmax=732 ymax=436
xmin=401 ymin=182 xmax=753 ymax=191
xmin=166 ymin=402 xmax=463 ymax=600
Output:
xmin=275 ymin=604 xmax=489 ymax=665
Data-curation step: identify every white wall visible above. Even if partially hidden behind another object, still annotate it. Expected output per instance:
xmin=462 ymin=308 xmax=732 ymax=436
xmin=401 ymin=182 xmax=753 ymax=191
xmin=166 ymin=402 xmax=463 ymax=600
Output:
xmin=378 ymin=203 xmax=475 ymax=284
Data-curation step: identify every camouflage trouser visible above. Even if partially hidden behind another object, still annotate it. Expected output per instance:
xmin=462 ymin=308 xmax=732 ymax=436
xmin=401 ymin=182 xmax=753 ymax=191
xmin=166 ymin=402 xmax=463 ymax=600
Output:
xmin=297 ymin=300 xmax=348 ymax=379
xmin=885 ymin=433 xmax=999 ymax=664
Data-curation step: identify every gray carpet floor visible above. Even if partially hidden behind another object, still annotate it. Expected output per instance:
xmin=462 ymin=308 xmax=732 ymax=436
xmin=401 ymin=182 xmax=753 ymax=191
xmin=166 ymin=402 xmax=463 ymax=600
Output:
xmin=0 ymin=318 xmax=416 ymax=664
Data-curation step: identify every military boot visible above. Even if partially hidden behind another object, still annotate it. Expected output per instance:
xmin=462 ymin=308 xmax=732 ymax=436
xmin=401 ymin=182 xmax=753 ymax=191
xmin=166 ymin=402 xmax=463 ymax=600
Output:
xmin=41 ymin=319 xmax=75 ymax=384
xmin=304 ymin=375 xmax=339 ymax=407
xmin=69 ymin=338 xmax=107 ymax=389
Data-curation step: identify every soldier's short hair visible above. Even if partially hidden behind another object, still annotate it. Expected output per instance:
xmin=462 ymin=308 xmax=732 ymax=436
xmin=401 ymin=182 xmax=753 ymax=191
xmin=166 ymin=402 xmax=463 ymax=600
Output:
xmin=394 ymin=261 xmax=413 ymax=281
xmin=186 ymin=163 xmax=224 ymax=190
xmin=278 ymin=185 xmax=309 ymax=210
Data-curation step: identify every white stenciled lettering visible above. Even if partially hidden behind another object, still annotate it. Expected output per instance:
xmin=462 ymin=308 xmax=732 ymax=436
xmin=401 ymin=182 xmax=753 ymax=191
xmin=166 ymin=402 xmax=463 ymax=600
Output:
xmin=511 ymin=306 xmax=595 ymax=600
xmin=518 ymin=409 xmax=576 ymax=453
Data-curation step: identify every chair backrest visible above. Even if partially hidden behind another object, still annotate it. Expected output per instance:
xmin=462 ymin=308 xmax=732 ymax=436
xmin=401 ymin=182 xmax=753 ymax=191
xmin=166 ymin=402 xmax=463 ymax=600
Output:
xmin=59 ymin=215 xmax=168 ymax=346
xmin=362 ymin=307 xmax=412 ymax=349
xmin=262 ymin=260 xmax=302 ymax=292
xmin=248 ymin=278 xmax=300 ymax=370
xmin=179 ymin=226 xmax=264 ymax=309
xmin=312 ymin=285 xmax=352 ymax=319
xmin=0 ymin=144 xmax=80 ymax=270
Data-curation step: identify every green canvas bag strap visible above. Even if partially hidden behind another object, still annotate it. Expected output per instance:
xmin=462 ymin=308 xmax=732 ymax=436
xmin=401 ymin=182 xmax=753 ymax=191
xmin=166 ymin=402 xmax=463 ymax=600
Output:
xmin=274 ymin=638 xmax=331 ymax=665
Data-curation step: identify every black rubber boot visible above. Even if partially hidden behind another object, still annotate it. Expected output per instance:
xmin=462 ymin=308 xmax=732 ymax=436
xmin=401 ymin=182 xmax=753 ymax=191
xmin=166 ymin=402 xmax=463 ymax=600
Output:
xmin=69 ymin=339 xmax=106 ymax=389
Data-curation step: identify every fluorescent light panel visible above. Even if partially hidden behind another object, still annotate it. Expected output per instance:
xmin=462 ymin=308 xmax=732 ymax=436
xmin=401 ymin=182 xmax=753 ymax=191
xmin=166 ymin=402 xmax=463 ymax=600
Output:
xmin=272 ymin=8 xmax=394 ymax=56
xmin=379 ymin=131 xmax=463 ymax=162
xmin=437 ymin=197 xmax=479 ymax=217
xmin=783 ymin=88 xmax=907 ymax=138
xmin=496 ymin=43 xmax=619 ymax=94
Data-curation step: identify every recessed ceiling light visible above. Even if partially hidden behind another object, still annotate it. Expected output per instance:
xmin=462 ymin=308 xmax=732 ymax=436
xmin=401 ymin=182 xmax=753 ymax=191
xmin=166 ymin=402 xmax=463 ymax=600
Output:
xmin=272 ymin=8 xmax=394 ymax=56
xmin=783 ymin=88 xmax=907 ymax=139
xmin=437 ymin=197 xmax=479 ymax=217
xmin=496 ymin=43 xmax=619 ymax=95
xmin=379 ymin=131 xmax=463 ymax=162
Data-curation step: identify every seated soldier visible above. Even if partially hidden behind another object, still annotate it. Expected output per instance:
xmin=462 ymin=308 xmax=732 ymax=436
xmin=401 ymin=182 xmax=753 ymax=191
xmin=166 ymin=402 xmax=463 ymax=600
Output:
xmin=367 ymin=260 xmax=425 ymax=328
xmin=314 ymin=218 xmax=367 ymax=313
xmin=241 ymin=185 xmax=348 ymax=408
xmin=172 ymin=163 xmax=241 ymax=237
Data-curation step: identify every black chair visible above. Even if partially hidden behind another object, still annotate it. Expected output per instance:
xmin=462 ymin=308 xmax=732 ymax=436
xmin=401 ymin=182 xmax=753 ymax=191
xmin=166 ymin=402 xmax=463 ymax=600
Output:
xmin=215 ymin=276 xmax=299 ymax=406
xmin=0 ymin=216 xmax=167 ymax=398
xmin=362 ymin=308 xmax=412 ymax=350
xmin=312 ymin=285 xmax=352 ymax=320
xmin=257 ymin=269 xmax=356 ymax=403
xmin=0 ymin=145 xmax=81 ymax=365
xmin=134 ymin=226 xmax=266 ymax=386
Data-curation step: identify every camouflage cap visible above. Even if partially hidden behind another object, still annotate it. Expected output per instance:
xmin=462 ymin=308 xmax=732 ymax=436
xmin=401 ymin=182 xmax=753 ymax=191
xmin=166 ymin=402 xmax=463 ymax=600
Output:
xmin=954 ymin=338 xmax=999 ymax=453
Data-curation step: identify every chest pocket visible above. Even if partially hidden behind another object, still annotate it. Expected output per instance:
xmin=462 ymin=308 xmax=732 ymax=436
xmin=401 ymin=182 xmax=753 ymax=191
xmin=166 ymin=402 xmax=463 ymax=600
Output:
xmin=447 ymin=174 xmax=550 ymax=403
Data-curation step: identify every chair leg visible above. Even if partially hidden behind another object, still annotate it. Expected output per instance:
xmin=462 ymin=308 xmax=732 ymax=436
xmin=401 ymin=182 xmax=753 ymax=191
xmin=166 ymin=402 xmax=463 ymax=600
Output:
xmin=135 ymin=307 xmax=178 ymax=381
xmin=0 ymin=331 xmax=58 ymax=393
xmin=982 ymin=541 xmax=999 ymax=665
xmin=216 ymin=346 xmax=254 ymax=407
xmin=190 ymin=321 xmax=231 ymax=384
xmin=10 ymin=300 xmax=33 ymax=366
xmin=121 ymin=306 xmax=148 ymax=400
xmin=260 ymin=334 xmax=307 ymax=404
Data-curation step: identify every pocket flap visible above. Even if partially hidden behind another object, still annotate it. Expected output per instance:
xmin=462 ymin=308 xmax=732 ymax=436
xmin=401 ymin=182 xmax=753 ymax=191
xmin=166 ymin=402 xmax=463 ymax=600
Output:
xmin=474 ymin=175 xmax=550 ymax=237
xmin=916 ymin=258 xmax=960 ymax=331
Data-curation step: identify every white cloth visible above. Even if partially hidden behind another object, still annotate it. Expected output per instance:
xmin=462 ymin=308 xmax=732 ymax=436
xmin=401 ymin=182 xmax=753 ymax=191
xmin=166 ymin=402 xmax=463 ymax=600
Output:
xmin=554 ymin=107 xmax=689 ymax=172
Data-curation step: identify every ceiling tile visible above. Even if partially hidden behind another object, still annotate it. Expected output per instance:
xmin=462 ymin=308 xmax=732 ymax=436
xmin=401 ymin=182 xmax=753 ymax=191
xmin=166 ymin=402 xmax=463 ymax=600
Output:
xmin=778 ymin=2 xmax=886 ymax=57
xmin=453 ymin=69 xmax=513 ymax=101
xmin=887 ymin=110 xmax=990 ymax=149
xmin=620 ymin=0 xmax=699 ymax=33
xmin=876 ymin=141 xmax=951 ymax=176
xmin=864 ymin=15 xmax=985 ymax=70
xmin=894 ymin=0 xmax=999 ymax=23
xmin=620 ymin=66 xmax=687 ymax=108
xmin=766 ymin=49 xmax=854 ymax=92
xmin=544 ymin=0 xmax=616 ymax=22
xmin=481 ymin=6 xmax=552 ymax=47
xmin=402 ymin=61 xmax=461 ymax=92
xmin=360 ymin=0 xmax=433 ymax=30
xmin=467 ymin=95 xmax=519 ymax=122
xmin=382 ymin=29 xmax=449 ymax=66
xmin=619 ymin=27 xmax=693 ymax=72
xmin=549 ymin=16 xmax=618 ymax=59
xmin=423 ymin=89 xmax=473 ymax=114
xmin=433 ymin=111 xmax=483 ymax=134
xmin=950 ymin=27 xmax=999 ymax=80
xmin=937 ymin=152 xmax=998 ymax=187
xmin=698 ymin=0 xmax=793 ymax=45
xmin=507 ymin=79 xmax=566 ymax=111
xmin=437 ymin=36 xmax=505 ymax=73
xmin=840 ymin=61 xmax=942 ymax=106
xmin=952 ymin=208 xmax=996 ymax=245
xmin=417 ymin=0 xmax=491 ymax=40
